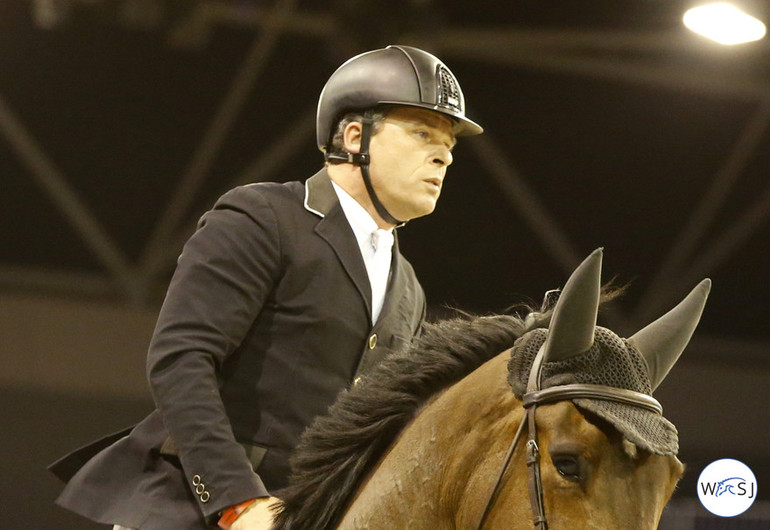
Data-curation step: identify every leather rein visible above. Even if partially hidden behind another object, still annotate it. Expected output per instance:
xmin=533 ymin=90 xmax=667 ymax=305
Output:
xmin=474 ymin=381 xmax=663 ymax=529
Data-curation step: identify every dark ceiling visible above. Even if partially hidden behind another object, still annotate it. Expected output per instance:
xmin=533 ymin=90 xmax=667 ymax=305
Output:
xmin=1 ymin=0 xmax=769 ymax=357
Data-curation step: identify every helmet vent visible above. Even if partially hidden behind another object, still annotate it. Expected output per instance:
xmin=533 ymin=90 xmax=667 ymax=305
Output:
xmin=436 ymin=66 xmax=462 ymax=112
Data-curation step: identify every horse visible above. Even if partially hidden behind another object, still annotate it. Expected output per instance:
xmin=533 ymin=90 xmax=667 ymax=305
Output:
xmin=272 ymin=249 xmax=710 ymax=529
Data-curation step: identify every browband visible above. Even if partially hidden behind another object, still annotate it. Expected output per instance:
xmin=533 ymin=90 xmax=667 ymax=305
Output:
xmin=522 ymin=383 xmax=663 ymax=415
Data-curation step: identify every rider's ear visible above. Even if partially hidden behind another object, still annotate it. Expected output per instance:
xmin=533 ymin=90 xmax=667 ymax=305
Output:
xmin=342 ymin=121 xmax=363 ymax=154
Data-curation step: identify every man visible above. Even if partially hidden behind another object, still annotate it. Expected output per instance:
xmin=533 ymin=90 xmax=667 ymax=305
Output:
xmin=50 ymin=44 xmax=482 ymax=529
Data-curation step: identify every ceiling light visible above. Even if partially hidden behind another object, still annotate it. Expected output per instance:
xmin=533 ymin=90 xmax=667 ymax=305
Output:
xmin=683 ymin=3 xmax=766 ymax=45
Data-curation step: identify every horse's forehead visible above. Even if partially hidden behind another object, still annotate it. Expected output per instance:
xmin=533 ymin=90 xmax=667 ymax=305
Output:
xmin=539 ymin=401 xmax=607 ymax=444
xmin=538 ymin=401 xmax=632 ymax=458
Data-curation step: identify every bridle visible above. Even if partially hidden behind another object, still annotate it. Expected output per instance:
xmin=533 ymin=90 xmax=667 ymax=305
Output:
xmin=474 ymin=349 xmax=663 ymax=530
xmin=466 ymin=249 xmax=709 ymax=528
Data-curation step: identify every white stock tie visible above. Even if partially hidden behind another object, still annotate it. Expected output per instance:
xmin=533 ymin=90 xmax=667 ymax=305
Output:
xmin=367 ymin=229 xmax=393 ymax=324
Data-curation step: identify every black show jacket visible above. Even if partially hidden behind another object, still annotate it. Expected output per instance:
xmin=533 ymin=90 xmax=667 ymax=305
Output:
xmin=50 ymin=170 xmax=426 ymax=529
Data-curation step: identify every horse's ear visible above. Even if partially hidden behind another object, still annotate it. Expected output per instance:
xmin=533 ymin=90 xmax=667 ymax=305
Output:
xmin=541 ymin=248 xmax=603 ymax=361
xmin=628 ymin=279 xmax=711 ymax=391
xmin=527 ymin=248 xmax=603 ymax=391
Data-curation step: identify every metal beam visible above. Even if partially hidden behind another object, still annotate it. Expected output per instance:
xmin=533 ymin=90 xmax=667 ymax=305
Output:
xmin=687 ymin=334 xmax=770 ymax=368
xmin=634 ymin=97 xmax=770 ymax=321
xmin=166 ymin=9 xmax=770 ymax=102
xmin=469 ymin=133 xmax=637 ymax=329
xmin=681 ymin=181 xmax=770 ymax=289
xmin=438 ymin=27 xmax=770 ymax=56
xmin=139 ymin=0 xmax=299 ymax=277
xmin=440 ymin=32 xmax=768 ymax=100
xmin=180 ymin=7 xmax=770 ymax=64
xmin=139 ymin=105 xmax=316 ymax=280
xmin=0 ymin=93 xmax=141 ymax=300
xmin=0 ymin=264 xmax=118 ymax=299
xmin=228 ymin=108 xmax=316 ymax=188
xmin=199 ymin=0 xmax=336 ymax=37
xmin=467 ymin=134 xmax=584 ymax=274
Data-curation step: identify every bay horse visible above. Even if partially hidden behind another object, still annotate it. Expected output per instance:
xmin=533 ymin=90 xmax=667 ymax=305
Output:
xmin=273 ymin=249 xmax=710 ymax=529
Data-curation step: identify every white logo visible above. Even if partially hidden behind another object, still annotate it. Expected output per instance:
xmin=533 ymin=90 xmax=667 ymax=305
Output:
xmin=697 ymin=458 xmax=757 ymax=517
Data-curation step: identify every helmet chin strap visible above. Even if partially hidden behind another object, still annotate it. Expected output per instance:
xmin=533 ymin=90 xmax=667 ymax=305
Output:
xmin=326 ymin=110 xmax=404 ymax=226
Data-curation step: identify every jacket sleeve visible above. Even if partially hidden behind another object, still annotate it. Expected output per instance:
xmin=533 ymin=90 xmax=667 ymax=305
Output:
xmin=146 ymin=185 xmax=281 ymax=520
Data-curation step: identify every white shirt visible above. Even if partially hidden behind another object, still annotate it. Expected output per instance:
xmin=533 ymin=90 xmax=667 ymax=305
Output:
xmin=331 ymin=180 xmax=394 ymax=324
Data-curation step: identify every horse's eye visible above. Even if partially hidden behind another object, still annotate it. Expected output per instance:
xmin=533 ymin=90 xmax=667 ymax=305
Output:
xmin=552 ymin=455 xmax=582 ymax=481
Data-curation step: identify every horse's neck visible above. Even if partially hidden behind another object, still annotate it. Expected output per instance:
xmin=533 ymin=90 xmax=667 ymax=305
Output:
xmin=339 ymin=350 xmax=525 ymax=529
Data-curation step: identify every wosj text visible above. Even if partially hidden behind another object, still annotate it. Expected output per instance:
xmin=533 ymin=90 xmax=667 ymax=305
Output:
xmin=700 ymin=477 xmax=756 ymax=499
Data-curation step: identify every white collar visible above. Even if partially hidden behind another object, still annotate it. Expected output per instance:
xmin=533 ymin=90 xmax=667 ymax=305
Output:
xmin=330 ymin=180 xmax=394 ymax=250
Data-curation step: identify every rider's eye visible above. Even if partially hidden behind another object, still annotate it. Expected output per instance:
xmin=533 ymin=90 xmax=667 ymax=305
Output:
xmin=552 ymin=455 xmax=582 ymax=481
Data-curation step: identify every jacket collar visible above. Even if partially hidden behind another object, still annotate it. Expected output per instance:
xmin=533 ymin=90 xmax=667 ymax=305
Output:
xmin=304 ymin=168 xmax=339 ymax=218
xmin=304 ymin=168 xmax=407 ymax=227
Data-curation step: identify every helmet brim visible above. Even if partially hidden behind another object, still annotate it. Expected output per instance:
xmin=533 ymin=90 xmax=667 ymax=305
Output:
xmin=378 ymin=100 xmax=483 ymax=137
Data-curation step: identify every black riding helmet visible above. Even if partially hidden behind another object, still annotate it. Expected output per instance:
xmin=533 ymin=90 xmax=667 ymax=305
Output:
xmin=317 ymin=45 xmax=483 ymax=224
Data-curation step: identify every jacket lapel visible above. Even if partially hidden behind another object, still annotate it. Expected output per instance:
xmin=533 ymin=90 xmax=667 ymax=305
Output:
xmin=305 ymin=169 xmax=373 ymax=318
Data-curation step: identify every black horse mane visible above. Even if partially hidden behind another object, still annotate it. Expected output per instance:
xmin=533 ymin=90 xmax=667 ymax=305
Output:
xmin=272 ymin=312 xmax=532 ymax=530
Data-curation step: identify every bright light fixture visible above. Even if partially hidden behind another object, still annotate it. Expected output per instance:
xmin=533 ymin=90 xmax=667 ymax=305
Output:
xmin=683 ymin=3 xmax=766 ymax=45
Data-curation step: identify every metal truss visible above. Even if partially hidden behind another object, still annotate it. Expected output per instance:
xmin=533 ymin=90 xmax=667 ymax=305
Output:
xmin=1 ymin=1 xmax=768 ymax=364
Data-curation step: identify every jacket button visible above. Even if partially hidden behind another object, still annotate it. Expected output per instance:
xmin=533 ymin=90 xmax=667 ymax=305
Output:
xmin=368 ymin=334 xmax=377 ymax=349
xmin=353 ymin=377 xmax=362 ymax=387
